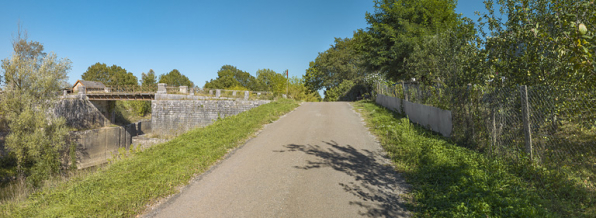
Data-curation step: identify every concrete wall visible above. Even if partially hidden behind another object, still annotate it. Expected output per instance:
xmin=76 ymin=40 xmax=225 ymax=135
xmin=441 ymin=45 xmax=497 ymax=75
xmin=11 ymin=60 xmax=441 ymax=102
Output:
xmin=376 ymin=94 xmax=452 ymax=137
xmin=69 ymin=120 xmax=149 ymax=168
xmin=53 ymin=95 xmax=111 ymax=129
xmin=151 ymin=99 xmax=270 ymax=136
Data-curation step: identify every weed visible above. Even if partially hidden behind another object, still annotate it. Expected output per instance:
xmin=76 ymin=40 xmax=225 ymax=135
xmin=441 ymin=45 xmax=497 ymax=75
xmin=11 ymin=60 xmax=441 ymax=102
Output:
xmin=354 ymin=100 xmax=595 ymax=217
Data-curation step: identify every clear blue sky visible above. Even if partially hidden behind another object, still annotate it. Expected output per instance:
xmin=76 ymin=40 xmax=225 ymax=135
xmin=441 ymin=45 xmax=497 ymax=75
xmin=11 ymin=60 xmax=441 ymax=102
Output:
xmin=0 ymin=0 xmax=490 ymax=88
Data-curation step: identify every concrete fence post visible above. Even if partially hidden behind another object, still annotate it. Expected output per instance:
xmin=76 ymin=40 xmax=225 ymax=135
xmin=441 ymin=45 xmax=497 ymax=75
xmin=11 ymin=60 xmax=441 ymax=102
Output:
xmin=491 ymin=107 xmax=496 ymax=157
xmin=232 ymin=91 xmax=237 ymax=96
xmin=244 ymin=91 xmax=249 ymax=100
xmin=520 ymin=85 xmax=533 ymax=160
xmin=209 ymin=90 xmax=213 ymax=95
xmin=157 ymin=83 xmax=167 ymax=94
xmin=402 ymin=82 xmax=408 ymax=101
xmin=216 ymin=89 xmax=221 ymax=98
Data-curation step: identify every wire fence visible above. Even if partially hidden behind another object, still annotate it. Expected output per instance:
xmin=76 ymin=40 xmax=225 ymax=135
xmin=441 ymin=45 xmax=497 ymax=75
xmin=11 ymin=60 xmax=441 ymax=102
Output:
xmin=377 ymin=82 xmax=596 ymax=172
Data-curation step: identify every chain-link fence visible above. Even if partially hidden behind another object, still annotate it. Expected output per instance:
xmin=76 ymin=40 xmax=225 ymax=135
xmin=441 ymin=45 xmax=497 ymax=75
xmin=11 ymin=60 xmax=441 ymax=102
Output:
xmin=377 ymin=82 xmax=596 ymax=172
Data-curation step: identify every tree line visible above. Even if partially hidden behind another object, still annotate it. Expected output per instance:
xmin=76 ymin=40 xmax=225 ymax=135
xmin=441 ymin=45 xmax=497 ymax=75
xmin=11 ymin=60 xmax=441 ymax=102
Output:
xmin=305 ymin=0 xmax=595 ymax=100
xmin=81 ymin=63 xmax=194 ymax=89
xmin=204 ymin=65 xmax=321 ymax=101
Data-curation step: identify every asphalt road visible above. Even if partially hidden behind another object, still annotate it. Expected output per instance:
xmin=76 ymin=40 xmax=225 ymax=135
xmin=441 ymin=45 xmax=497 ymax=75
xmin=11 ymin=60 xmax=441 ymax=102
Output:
xmin=145 ymin=102 xmax=410 ymax=218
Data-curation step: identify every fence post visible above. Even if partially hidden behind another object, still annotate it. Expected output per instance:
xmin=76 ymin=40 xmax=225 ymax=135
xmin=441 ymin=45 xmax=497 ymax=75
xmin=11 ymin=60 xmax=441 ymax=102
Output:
xmin=402 ymin=82 xmax=408 ymax=101
xmin=491 ymin=107 xmax=496 ymax=157
xmin=520 ymin=85 xmax=533 ymax=160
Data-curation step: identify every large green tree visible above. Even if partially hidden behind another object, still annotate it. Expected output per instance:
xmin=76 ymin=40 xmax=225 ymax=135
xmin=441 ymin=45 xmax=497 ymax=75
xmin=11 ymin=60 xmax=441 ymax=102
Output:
xmin=204 ymin=65 xmax=259 ymax=90
xmin=140 ymin=69 xmax=157 ymax=87
xmin=405 ymin=19 xmax=481 ymax=86
xmin=158 ymin=69 xmax=194 ymax=87
xmin=304 ymin=37 xmax=365 ymax=91
xmin=81 ymin=63 xmax=137 ymax=86
xmin=256 ymin=69 xmax=287 ymax=93
xmin=479 ymin=0 xmax=595 ymax=89
xmin=1 ymin=29 xmax=71 ymax=183
xmin=357 ymin=0 xmax=462 ymax=81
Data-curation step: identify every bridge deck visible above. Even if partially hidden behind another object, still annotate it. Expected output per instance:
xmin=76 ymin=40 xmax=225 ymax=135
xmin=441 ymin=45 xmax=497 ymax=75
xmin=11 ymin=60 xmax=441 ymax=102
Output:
xmin=85 ymin=93 xmax=155 ymax=100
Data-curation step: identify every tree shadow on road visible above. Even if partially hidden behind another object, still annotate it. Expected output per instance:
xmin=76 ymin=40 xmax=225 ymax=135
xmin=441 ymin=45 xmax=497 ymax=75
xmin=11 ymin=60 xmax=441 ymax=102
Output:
xmin=277 ymin=140 xmax=411 ymax=217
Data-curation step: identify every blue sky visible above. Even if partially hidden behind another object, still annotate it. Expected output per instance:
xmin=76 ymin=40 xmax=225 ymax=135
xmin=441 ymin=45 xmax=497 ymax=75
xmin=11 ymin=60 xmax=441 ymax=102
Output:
xmin=0 ymin=0 xmax=490 ymax=88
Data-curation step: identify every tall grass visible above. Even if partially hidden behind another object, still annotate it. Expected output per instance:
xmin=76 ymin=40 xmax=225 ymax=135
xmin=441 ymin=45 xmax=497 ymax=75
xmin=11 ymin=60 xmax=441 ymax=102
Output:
xmin=0 ymin=99 xmax=299 ymax=217
xmin=354 ymin=100 xmax=595 ymax=217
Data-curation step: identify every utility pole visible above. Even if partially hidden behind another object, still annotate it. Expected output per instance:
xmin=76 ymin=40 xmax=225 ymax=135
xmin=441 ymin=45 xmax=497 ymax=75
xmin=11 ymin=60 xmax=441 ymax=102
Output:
xmin=286 ymin=69 xmax=289 ymax=97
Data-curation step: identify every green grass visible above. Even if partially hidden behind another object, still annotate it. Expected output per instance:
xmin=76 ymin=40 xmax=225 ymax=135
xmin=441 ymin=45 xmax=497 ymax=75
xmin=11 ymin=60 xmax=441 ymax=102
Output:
xmin=0 ymin=99 xmax=299 ymax=217
xmin=354 ymin=100 xmax=595 ymax=217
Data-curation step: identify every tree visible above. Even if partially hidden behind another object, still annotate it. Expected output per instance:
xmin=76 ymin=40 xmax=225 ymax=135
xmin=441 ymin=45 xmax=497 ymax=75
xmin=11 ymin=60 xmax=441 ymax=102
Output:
xmin=158 ymin=69 xmax=194 ymax=87
xmin=1 ymin=29 xmax=71 ymax=184
xmin=287 ymin=76 xmax=321 ymax=102
xmin=130 ymin=69 xmax=158 ymax=117
xmin=405 ymin=20 xmax=482 ymax=86
xmin=479 ymin=0 xmax=595 ymax=89
xmin=140 ymin=69 xmax=157 ymax=87
xmin=305 ymin=37 xmax=366 ymax=91
xmin=256 ymin=69 xmax=286 ymax=94
xmin=204 ymin=65 xmax=259 ymax=90
xmin=357 ymin=0 xmax=462 ymax=81
xmin=81 ymin=63 xmax=137 ymax=86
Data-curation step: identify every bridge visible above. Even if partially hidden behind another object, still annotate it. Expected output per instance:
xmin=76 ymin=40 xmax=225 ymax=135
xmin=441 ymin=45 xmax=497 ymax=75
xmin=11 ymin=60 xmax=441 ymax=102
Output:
xmin=72 ymin=83 xmax=274 ymax=101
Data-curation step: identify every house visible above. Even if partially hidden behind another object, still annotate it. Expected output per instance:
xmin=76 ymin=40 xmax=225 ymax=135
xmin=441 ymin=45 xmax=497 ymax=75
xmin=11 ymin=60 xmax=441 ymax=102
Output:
xmin=72 ymin=80 xmax=106 ymax=93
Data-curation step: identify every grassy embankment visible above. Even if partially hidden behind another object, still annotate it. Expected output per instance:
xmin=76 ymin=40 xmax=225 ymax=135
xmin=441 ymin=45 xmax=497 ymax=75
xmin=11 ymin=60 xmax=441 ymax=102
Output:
xmin=354 ymin=100 xmax=595 ymax=217
xmin=0 ymin=99 xmax=299 ymax=217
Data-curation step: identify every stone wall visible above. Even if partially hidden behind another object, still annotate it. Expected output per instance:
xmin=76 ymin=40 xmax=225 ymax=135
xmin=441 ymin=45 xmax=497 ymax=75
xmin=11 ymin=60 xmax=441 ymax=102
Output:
xmin=376 ymin=94 xmax=452 ymax=137
xmin=151 ymin=99 xmax=270 ymax=136
xmin=53 ymin=95 xmax=111 ymax=129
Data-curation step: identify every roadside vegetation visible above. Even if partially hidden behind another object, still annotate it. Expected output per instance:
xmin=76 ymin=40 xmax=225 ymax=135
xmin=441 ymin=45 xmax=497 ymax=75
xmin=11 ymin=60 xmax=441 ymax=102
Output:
xmin=0 ymin=99 xmax=299 ymax=217
xmin=355 ymin=101 xmax=595 ymax=217
xmin=0 ymin=27 xmax=73 ymax=190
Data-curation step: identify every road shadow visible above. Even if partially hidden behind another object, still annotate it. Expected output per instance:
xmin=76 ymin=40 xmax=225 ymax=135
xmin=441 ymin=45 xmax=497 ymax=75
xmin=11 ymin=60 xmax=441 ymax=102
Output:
xmin=277 ymin=140 xmax=411 ymax=217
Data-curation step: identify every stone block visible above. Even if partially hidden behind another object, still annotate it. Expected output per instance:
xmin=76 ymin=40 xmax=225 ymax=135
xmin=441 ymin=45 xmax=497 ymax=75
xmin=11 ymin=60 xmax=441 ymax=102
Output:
xmin=157 ymin=83 xmax=167 ymax=94
xmin=180 ymin=86 xmax=188 ymax=94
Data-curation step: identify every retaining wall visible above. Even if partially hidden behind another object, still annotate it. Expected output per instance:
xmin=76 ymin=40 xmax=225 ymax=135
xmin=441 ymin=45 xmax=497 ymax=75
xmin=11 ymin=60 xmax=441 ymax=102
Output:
xmin=69 ymin=120 xmax=151 ymax=168
xmin=53 ymin=95 xmax=111 ymax=129
xmin=376 ymin=94 xmax=452 ymax=137
xmin=151 ymin=99 xmax=270 ymax=135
